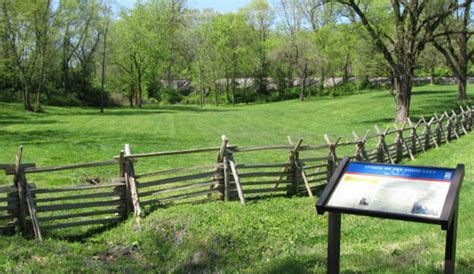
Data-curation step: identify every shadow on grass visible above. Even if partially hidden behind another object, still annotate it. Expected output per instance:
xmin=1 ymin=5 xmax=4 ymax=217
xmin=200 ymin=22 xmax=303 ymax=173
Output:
xmin=47 ymin=105 xmax=239 ymax=117
xmin=360 ymin=91 xmax=470 ymax=125
xmin=146 ymin=105 xmax=238 ymax=113
xmin=255 ymin=255 xmax=327 ymax=274
xmin=0 ymin=127 xmax=174 ymax=147
xmin=45 ymin=222 xmax=120 ymax=243
xmin=0 ymin=114 xmax=60 ymax=127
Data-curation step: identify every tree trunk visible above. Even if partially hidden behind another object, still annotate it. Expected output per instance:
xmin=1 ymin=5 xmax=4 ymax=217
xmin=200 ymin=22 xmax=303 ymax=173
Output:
xmin=22 ymin=84 xmax=33 ymax=112
xmin=137 ymin=71 xmax=142 ymax=108
xmin=458 ymin=76 xmax=467 ymax=101
xmin=342 ymin=53 xmax=350 ymax=83
xmin=231 ymin=78 xmax=236 ymax=105
xmin=394 ymin=75 xmax=412 ymax=123
xmin=389 ymin=76 xmax=395 ymax=96
xmin=128 ymin=85 xmax=134 ymax=108
xmin=430 ymin=66 xmax=435 ymax=85
xmin=300 ymin=62 xmax=308 ymax=101
xmin=100 ymin=23 xmax=108 ymax=113
xmin=319 ymin=69 xmax=325 ymax=95
xmin=299 ymin=80 xmax=305 ymax=101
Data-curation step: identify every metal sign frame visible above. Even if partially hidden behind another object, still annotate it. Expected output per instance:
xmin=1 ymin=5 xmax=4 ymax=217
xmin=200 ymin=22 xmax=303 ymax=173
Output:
xmin=316 ymin=157 xmax=464 ymax=274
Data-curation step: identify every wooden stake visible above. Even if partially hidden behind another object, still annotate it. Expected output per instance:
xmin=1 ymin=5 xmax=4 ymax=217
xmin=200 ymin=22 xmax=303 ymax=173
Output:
xmin=228 ymin=159 xmax=245 ymax=205
xmin=14 ymin=146 xmax=28 ymax=236
xmin=24 ymin=181 xmax=42 ymax=241
xmin=124 ymin=144 xmax=141 ymax=220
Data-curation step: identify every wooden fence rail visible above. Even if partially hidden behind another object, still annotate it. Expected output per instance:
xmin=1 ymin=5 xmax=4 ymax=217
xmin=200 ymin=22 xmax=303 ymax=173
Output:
xmin=0 ymin=105 xmax=472 ymax=240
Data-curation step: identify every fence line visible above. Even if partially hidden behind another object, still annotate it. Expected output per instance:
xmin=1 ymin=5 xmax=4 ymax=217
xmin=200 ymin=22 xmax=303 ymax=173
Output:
xmin=0 ymin=105 xmax=472 ymax=240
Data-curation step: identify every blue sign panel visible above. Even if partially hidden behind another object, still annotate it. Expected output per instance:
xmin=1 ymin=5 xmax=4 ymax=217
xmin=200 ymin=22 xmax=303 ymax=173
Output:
xmin=346 ymin=162 xmax=455 ymax=182
xmin=327 ymin=162 xmax=454 ymax=218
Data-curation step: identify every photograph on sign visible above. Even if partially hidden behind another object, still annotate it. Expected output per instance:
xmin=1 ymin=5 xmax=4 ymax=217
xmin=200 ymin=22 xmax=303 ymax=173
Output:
xmin=327 ymin=162 xmax=455 ymax=218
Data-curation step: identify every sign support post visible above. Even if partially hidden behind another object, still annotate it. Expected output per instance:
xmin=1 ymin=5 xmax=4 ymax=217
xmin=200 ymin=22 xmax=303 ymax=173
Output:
xmin=328 ymin=212 xmax=341 ymax=274
xmin=444 ymin=200 xmax=458 ymax=274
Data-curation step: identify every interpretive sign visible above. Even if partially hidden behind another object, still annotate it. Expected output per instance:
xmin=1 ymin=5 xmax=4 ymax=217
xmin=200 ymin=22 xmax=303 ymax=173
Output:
xmin=327 ymin=162 xmax=454 ymax=219
xmin=316 ymin=158 xmax=464 ymax=274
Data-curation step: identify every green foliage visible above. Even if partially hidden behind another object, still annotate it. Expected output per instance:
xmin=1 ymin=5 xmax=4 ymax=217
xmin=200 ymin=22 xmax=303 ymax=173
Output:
xmin=160 ymin=87 xmax=184 ymax=104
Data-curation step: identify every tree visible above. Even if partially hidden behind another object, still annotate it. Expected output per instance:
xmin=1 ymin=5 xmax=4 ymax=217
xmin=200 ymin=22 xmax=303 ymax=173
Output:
xmin=418 ymin=44 xmax=444 ymax=85
xmin=209 ymin=13 xmax=254 ymax=104
xmin=1 ymin=0 xmax=37 ymax=111
xmin=33 ymin=0 xmax=52 ymax=111
xmin=99 ymin=3 xmax=111 ymax=113
xmin=279 ymin=0 xmax=304 ymax=99
xmin=112 ymin=3 xmax=158 ymax=108
xmin=335 ymin=0 xmax=468 ymax=122
xmin=242 ymin=0 xmax=274 ymax=96
xmin=432 ymin=1 xmax=473 ymax=100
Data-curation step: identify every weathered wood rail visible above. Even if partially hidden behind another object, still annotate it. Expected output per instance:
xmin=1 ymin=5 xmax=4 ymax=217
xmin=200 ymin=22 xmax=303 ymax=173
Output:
xmin=0 ymin=105 xmax=472 ymax=240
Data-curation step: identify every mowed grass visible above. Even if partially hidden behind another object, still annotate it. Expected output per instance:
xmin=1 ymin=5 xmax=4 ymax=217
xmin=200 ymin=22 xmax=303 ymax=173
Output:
xmin=0 ymin=84 xmax=473 ymax=272
xmin=0 ymin=84 xmax=470 ymax=186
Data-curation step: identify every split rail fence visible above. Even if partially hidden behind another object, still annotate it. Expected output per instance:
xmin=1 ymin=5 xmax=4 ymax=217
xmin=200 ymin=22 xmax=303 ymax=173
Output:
xmin=0 ymin=106 xmax=472 ymax=240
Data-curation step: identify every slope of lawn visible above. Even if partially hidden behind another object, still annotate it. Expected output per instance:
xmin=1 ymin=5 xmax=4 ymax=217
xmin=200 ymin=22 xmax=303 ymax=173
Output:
xmin=0 ymin=84 xmax=473 ymax=273
xmin=0 ymin=84 xmax=471 ymax=186
xmin=0 ymin=123 xmax=473 ymax=273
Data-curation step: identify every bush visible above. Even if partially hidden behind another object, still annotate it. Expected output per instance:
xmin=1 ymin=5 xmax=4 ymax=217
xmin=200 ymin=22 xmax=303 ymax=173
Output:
xmin=161 ymin=88 xmax=184 ymax=104
xmin=147 ymin=78 xmax=162 ymax=102
xmin=355 ymin=78 xmax=373 ymax=90
xmin=328 ymin=82 xmax=358 ymax=97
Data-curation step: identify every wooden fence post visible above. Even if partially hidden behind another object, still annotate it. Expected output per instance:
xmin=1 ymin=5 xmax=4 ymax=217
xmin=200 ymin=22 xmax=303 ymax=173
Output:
xmin=324 ymin=135 xmax=341 ymax=181
xmin=13 ymin=146 xmax=42 ymax=240
xmin=433 ymin=114 xmax=444 ymax=145
xmin=352 ymin=130 xmax=369 ymax=161
xmin=13 ymin=146 xmax=28 ymax=236
xmin=466 ymin=106 xmax=473 ymax=128
xmin=392 ymin=124 xmax=403 ymax=162
xmin=117 ymin=150 xmax=129 ymax=220
xmin=450 ymin=112 xmax=461 ymax=140
xmin=393 ymin=123 xmax=415 ymax=161
xmin=123 ymin=144 xmax=141 ymax=221
xmin=439 ymin=113 xmax=450 ymax=144
xmin=286 ymin=138 xmax=311 ymax=197
xmin=458 ymin=107 xmax=469 ymax=134
xmin=227 ymin=155 xmax=245 ymax=206
xmin=216 ymin=135 xmax=229 ymax=201
xmin=375 ymin=126 xmax=394 ymax=164
xmin=408 ymin=118 xmax=423 ymax=155
xmin=421 ymin=116 xmax=436 ymax=149
xmin=445 ymin=111 xmax=454 ymax=142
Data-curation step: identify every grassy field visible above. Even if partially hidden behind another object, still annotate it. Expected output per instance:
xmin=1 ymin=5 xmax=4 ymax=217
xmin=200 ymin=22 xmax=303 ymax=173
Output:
xmin=0 ymin=84 xmax=473 ymax=272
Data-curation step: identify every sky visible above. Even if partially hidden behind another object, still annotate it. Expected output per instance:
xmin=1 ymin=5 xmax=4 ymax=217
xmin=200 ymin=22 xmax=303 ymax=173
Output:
xmin=115 ymin=0 xmax=274 ymax=13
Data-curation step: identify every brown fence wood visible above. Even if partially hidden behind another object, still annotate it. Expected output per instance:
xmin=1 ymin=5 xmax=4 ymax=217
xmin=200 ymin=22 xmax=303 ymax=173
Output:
xmin=138 ymin=164 xmax=223 ymax=179
xmin=140 ymin=189 xmax=218 ymax=206
xmin=36 ymin=200 xmax=123 ymax=213
xmin=236 ymin=163 xmax=290 ymax=169
xmin=124 ymin=144 xmax=141 ymax=220
xmin=7 ymin=160 xmax=118 ymax=175
xmin=139 ymin=172 xmax=219 ymax=188
xmin=139 ymin=180 xmax=217 ymax=198
xmin=243 ymin=187 xmax=288 ymax=194
xmin=241 ymin=180 xmax=292 ymax=186
xmin=24 ymin=183 xmax=42 ymax=241
xmin=228 ymin=159 xmax=245 ymax=205
xmin=32 ymin=182 xmax=125 ymax=194
xmin=35 ymin=191 xmax=122 ymax=203
xmin=42 ymin=217 xmax=122 ymax=230
xmin=38 ymin=209 xmax=123 ymax=222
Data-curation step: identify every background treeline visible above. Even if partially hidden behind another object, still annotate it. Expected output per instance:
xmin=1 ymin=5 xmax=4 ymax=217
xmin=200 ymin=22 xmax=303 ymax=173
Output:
xmin=0 ymin=0 xmax=472 ymax=112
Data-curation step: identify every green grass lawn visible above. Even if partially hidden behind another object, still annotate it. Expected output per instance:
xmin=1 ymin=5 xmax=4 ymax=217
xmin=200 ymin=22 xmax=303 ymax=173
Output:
xmin=0 ymin=84 xmax=473 ymax=272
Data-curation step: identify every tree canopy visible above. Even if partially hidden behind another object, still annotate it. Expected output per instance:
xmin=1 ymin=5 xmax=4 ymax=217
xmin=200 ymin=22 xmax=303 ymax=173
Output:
xmin=0 ymin=0 xmax=472 ymax=121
